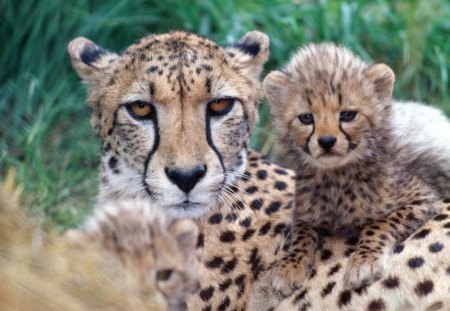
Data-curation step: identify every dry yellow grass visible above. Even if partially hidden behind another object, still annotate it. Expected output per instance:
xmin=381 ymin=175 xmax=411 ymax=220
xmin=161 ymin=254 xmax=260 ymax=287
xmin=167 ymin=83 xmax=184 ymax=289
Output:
xmin=0 ymin=169 xmax=166 ymax=311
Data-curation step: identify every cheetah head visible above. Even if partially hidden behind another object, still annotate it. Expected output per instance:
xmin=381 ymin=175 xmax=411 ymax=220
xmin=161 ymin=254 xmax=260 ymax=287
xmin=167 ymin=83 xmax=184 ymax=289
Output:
xmin=264 ymin=43 xmax=395 ymax=169
xmin=68 ymin=31 xmax=269 ymax=218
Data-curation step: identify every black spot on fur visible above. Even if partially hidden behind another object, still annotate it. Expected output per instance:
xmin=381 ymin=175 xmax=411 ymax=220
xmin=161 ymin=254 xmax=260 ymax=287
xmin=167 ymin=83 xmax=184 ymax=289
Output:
xmin=240 ymin=217 xmax=252 ymax=228
xmin=259 ymin=222 xmax=271 ymax=235
xmin=293 ymin=288 xmax=308 ymax=304
xmin=217 ymin=296 xmax=230 ymax=311
xmin=199 ymin=286 xmax=215 ymax=302
xmin=414 ymin=280 xmax=434 ymax=297
xmin=407 ymin=257 xmax=424 ymax=269
xmin=265 ymin=201 xmax=281 ymax=215
xmin=327 ymin=263 xmax=341 ymax=276
xmin=242 ymin=229 xmax=255 ymax=241
xmin=412 ymin=229 xmax=430 ymax=239
xmin=220 ymin=231 xmax=236 ymax=243
xmin=221 ymin=258 xmax=237 ymax=274
xmin=250 ymin=199 xmax=263 ymax=210
xmin=245 ymin=186 xmax=258 ymax=194
xmin=208 ymin=213 xmax=223 ymax=225
xmin=382 ymin=276 xmax=399 ymax=288
xmin=256 ymin=170 xmax=268 ymax=180
xmin=274 ymin=181 xmax=288 ymax=191
xmin=368 ymin=298 xmax=385 ymax=311
xmin=206 ymin=256 xmax=224 ymax=269
xmin=321 ymin=281 xmax=336 ymax=297
xmin=393 ymin=243 xmax=404 ymax=254
xmin=320 ymin=248 xmax=333 ymax=261
xmin=338 ymin=290 xmax=352 ymax=307
xmin=434 ymin=214 xmax=448 ymax=221
xmin=219 ymin=278 xmax=232 ymax=291
xmin=429 ymin=242 xmax=444 ymax=253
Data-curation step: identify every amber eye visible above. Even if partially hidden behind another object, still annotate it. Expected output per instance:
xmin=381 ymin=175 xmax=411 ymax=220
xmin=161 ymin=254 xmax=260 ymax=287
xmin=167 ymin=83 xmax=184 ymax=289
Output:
xmin=298 ymin=113 xmax=314 ymax=125
xmin=207 ymin=98 xmax=234 ymax=116
xmin=126 ymin=101 xmax=154 ymax=120
xmin=340 ymin=110 xmax=357 ymax=122
xmin=156 ymin=269 xmax=173 ymax=281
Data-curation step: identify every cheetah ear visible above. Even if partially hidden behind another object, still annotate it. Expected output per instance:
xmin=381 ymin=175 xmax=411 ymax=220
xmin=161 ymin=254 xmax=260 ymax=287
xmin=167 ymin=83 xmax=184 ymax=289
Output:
xmin=67 ymin=37 xmax=118 ymax=84
xmin=226 ymin=31 xmax=270 ymax=79
xmin=263 ymin=70 xmax=290 ymax=111
xmin=169 ymin=219 xmax=199 ymax=258
xmin=364 ymin=63 xmax=395 ymax=102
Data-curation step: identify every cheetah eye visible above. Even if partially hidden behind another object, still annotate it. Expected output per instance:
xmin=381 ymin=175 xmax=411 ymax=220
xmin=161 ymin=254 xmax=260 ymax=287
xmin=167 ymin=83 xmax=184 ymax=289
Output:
xmin=340 ymin=110 xmax=357 ymax=122
xmin=298 ymin=113 xmax=314 ymax=125
xmin=207 ymin=98 xmax=235 ymax=116
xmin=126 ymin=101 xmax=155 ymax=120
xmin=156 ymin=269 xmax=173 ymax=281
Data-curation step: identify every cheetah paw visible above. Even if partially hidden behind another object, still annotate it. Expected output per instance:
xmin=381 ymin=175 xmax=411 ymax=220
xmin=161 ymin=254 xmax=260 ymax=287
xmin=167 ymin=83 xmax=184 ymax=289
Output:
xmin=344 ymin=253 xmax=388 ymax=289
xmin=271 ymin=256 xmax=313 ymax=295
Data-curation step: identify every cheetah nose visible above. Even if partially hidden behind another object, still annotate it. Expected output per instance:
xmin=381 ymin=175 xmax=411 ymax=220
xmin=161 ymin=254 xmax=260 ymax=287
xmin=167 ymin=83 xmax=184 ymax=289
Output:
xmin=318 ymin=136 xmax=337 ymax=150
xmin=165 ymin=166 xmax=207 ymax=193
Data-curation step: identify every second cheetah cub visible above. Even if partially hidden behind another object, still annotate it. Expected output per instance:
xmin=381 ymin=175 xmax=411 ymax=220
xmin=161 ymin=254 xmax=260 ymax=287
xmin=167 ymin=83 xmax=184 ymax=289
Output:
xmin=66 ymin=200 xmax=199 ymax=311
xmin=263 ymin=43 xmax=444 ymax=292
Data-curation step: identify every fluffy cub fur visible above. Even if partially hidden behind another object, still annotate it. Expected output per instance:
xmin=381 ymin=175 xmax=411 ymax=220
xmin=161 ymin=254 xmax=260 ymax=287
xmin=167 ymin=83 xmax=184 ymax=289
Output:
xmin=67 ymin=200 xmax=200 ymax=311
xmin=263 ymin=43 xmax=448 ymax=292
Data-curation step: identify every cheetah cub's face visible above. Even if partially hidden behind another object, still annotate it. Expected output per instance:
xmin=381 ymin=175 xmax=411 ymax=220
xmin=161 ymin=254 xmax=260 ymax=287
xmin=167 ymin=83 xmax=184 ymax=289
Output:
xmin=66 ymin=200 xmax=199 ymax=311
xmin=68 ymin=31 xmax=269 ymax=218
xmin=264 ymin=44 xmax=394 ymax=169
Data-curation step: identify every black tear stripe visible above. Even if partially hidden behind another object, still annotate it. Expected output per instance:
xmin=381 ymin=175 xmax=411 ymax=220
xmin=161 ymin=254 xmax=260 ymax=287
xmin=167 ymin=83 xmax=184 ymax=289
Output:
xmin=339 ymin=123 xmax=357 ymax=150
xmin=304 ymin=123 xmax=315 ymax=154
xmin=142 ymin=112 xmax=160 ymax=197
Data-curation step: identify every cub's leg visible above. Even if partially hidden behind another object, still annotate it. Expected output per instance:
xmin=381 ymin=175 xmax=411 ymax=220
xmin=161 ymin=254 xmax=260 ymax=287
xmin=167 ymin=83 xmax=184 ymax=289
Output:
xmin=345 ymin=198 xmax=441 ymax=289
xmin=271 ymin=221 xmax=319 ymax=294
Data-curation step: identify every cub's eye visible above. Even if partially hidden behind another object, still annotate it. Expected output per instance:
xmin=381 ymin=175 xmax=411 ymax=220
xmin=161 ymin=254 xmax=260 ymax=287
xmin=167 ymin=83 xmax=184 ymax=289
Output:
xmin=207 ymin=98 xmax=234 ymax=116
xmin=156 ymin=269 xmax=173 ymax=281
xmin=126 ymin=101 xmax=155 ymax=120
xmin=340 ymin=110 xmax=357 ymax=122
xmin=298 ymin=113 xmax=314 ymax=125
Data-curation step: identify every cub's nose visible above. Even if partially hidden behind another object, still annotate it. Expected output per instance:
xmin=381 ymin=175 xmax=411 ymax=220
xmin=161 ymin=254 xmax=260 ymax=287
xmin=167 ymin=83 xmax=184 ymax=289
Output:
xmin=318 ymin=136 xmax=337 ymax=150
xmin=165 ymin=166 xmax=207 ymax=193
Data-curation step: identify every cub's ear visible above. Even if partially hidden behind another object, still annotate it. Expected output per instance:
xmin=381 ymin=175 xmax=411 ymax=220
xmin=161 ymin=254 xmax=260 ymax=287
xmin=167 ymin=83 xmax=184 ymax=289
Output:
xmin=364 ymin=63 xmax=395 ymax=101
xmin=226 ymin=31 xmax=270 ymax=79
xmin=169 ymin=219 xmax=199 ymax=258
xmin=263 ymin=70 xmax=290 ymax=109
xmin=67 ymin=37 xmax=118 ymax=84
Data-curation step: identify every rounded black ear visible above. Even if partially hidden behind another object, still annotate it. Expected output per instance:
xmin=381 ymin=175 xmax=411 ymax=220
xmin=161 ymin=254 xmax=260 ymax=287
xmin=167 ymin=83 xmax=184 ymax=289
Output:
xmin=225 ymin=31 xmax=270 ymax=79
xmin=364 ymin=63 xmax=395 ymax=101
xmin=67 ymin=37 xmax=118 ymax=84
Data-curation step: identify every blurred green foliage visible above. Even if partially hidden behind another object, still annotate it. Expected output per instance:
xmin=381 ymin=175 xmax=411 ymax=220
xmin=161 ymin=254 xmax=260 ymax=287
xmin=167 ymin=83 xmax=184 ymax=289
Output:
xmin=1 ymin=0 xmax=449 ymax=228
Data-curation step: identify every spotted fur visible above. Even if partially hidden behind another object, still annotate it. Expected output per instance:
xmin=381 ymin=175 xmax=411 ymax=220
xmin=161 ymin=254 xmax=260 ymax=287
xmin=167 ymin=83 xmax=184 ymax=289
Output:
xmin=264 ymin=43 xmax=450 ymax=292
xmin=68 ymin=31 xmax=296 ymax=310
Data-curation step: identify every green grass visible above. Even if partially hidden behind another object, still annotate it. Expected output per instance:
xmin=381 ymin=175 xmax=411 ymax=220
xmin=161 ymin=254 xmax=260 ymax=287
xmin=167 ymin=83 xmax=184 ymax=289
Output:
xmin=1 ymin=0 xmax=449 ymax=229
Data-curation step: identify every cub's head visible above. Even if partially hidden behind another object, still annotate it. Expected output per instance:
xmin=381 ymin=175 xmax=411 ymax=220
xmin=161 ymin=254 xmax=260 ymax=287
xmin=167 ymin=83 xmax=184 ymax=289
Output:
xmin=264 ymin=43 xmax=394 ymax=169
xmin=68 ymin=31 xmax=269 ymax=217
xmin=66 ymin=200 xmax=199 ymax=311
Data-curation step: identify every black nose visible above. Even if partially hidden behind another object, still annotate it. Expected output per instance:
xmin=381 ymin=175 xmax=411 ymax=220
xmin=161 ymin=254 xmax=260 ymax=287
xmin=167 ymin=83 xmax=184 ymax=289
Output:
xmin=165 ymin=166 xmax=207 ymax=193
xmin=318 ymin=136 xmax=337 ymax=150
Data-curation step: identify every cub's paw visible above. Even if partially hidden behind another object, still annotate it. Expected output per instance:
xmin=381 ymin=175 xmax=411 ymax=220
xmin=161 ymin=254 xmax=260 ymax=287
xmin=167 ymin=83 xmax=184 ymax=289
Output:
xmin=344 ymin=252 xmax=388 ymax=289
xmin=271 ymin=255 xmax=314 ymax=295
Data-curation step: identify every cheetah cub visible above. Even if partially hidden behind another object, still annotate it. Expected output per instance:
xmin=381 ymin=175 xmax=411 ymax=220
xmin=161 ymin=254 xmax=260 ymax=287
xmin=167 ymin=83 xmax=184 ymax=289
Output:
xmin=66 ymin=200 xmax=199 ymax=311
xmin=263 ymin=43 xmax=445 ymax=292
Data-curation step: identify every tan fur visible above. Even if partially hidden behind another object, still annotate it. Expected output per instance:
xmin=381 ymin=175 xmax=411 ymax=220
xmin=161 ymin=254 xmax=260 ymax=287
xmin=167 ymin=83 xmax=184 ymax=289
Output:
xmin=264 ymin=43 xmax=446 ymax=292
xmin=67 ymin=200 xmax=199 ymax=311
